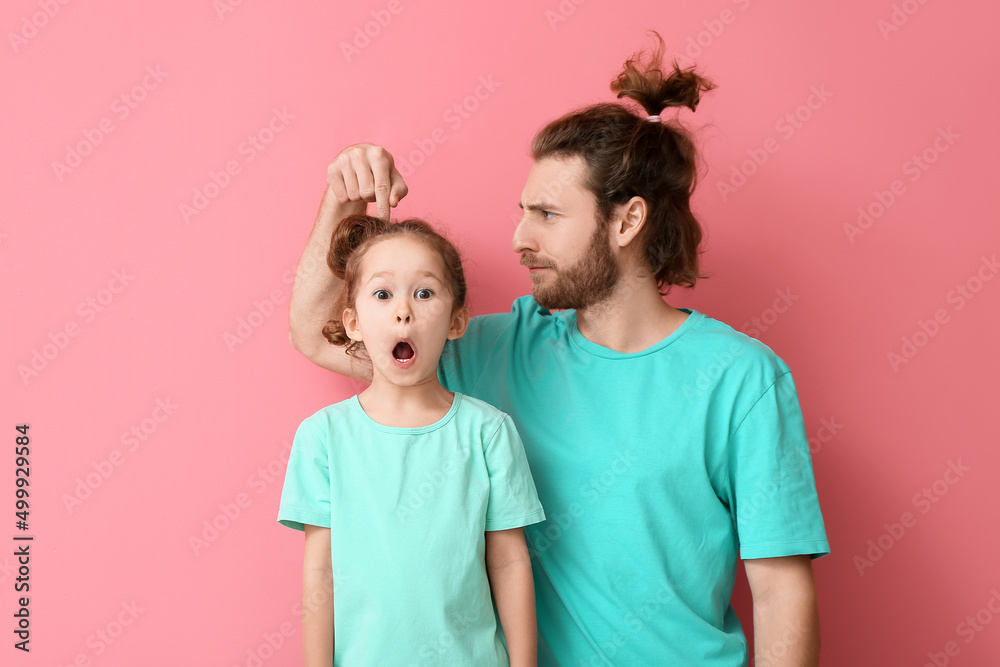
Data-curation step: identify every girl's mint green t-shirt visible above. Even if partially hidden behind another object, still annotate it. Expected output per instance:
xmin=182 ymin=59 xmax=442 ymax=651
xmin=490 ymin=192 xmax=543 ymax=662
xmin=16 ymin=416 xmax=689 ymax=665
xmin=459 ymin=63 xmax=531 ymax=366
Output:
xmin=278 ymin=392 xmax=545 ymax=666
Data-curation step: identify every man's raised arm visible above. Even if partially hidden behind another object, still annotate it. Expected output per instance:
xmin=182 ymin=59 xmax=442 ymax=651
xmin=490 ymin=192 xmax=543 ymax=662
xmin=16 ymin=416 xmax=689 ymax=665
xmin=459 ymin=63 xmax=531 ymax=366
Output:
xmin=288 ymin=144 xmax=407 ymax=379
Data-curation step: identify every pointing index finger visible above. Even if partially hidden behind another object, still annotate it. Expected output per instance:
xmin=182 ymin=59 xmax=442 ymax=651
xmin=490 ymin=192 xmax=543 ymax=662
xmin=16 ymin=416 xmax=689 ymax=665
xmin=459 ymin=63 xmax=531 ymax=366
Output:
xmin=374 ymin=177 xmax=391 ymax=221
xmin=372 ymin=153 xmax=393 ymax=221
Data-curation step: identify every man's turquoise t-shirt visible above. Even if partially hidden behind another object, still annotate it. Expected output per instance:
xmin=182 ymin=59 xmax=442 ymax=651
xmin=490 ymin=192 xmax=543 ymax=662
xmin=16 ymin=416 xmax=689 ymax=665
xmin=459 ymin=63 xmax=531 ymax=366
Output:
xmin=277 ymin=392 xmax=546 ymax=666
xmin=439 ymin=296 xmax=830 ymax=667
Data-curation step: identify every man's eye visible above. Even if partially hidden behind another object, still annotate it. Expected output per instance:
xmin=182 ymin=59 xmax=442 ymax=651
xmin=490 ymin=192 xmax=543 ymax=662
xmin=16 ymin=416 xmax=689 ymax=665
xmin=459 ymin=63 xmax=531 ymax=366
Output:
xmin=374 ymin=289 xmax=391 ymax=300
xmin=416 ymin=288 xmax=434 ymax=300
xmin=541 ymin=210 xmax=554 ymax=219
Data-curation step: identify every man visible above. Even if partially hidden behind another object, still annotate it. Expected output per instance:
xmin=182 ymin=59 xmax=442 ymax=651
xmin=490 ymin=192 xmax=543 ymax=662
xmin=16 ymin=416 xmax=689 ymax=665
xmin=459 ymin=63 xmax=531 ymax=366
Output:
xmin=287 ymin=45 xmax=828 ymax=667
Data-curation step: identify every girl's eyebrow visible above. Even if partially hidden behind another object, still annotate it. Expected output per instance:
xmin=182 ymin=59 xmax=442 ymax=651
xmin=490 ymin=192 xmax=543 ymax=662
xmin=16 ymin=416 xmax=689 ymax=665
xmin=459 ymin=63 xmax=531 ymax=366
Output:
xmin=415 ymin=271 xmax=444 ymax=283
xmin=365 ymin=271 xmax=443 ymax=284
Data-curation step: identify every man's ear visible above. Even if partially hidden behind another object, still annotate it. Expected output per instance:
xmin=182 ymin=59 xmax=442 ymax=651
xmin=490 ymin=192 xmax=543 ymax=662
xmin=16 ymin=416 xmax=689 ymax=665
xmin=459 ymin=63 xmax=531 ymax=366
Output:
xmin=343 ymin=308 xmax=362 ymax=342
xmin=447 ymin=306 xmax=470 ymax=340
xmin=612 ymin=196 xmax=648 ymax=248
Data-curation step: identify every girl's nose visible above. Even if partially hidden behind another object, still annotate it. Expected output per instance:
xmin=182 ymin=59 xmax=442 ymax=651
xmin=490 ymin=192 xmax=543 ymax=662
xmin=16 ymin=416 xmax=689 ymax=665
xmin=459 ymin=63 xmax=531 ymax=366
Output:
xmin=395 ymin=300 xmax=413 ymax=323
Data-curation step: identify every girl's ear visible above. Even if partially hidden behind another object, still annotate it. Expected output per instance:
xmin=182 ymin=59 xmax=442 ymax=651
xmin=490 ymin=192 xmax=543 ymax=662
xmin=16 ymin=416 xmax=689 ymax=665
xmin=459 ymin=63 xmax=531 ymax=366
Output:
xmin=447 ymin=306 xmax=470 ymax=340
xmin=343 ymin=308 xmax=362 ymax=342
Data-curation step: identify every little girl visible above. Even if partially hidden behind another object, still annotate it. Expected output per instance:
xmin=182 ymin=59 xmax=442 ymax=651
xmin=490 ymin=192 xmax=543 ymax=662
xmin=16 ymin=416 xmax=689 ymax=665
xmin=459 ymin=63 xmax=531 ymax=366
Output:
xmin=278 ymin=213 xmax=546 ymax=666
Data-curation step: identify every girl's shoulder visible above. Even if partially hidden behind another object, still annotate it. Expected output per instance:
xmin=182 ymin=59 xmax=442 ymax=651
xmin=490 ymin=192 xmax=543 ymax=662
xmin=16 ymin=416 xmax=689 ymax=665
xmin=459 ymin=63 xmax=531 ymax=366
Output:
xmin=453 ymin=392 xmax=509 ymax=423
xmin=452 ymin=394 xmax=518 ymax=446
xmin=298 ymin=395 xmax=361 ymax=432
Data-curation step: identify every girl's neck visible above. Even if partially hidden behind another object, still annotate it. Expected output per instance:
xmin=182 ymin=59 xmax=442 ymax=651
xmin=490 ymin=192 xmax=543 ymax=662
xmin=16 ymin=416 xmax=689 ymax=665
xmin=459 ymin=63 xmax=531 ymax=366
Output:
xmin=358 ymin=378 xmax=456 ymax=428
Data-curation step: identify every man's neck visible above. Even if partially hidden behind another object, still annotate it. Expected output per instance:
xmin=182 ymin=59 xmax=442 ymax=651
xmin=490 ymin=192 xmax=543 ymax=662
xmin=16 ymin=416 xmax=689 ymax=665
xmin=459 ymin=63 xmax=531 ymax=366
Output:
xmin=575 ymin=272 xmax=689 ymax=354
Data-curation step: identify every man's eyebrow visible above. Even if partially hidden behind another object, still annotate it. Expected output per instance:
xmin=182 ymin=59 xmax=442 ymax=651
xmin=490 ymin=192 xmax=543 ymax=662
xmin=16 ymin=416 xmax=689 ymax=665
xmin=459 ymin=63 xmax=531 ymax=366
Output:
xmin=519 ymin=201 xmax=559 ymax=211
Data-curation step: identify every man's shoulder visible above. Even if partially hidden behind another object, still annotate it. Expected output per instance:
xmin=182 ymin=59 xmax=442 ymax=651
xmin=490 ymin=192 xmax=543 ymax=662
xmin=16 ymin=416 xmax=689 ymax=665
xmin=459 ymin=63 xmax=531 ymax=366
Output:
xmin=457 ymin=296 xmax=567 ymax=352
xmin=468 ymin=295 xmax=562 ymax=326
xmin=684 ymin=309 xmax=792 ymax=380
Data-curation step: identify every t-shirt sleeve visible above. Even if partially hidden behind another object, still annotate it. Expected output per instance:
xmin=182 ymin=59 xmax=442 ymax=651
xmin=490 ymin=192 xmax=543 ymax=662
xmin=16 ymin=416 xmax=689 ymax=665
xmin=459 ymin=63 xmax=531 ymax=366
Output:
xmin=729 ymin=370 xmax=830 ymax=560
xmin=483 ymin=414 xmax=546 ymax=531
xmin=277 ymin=416 xmax=332 ymax=532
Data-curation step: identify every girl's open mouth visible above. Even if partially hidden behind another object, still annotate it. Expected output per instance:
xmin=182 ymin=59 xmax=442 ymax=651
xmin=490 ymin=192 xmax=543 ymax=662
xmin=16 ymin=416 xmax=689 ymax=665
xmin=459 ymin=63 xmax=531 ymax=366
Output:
xmin=392 ymin=339 xmax=416 ymax=366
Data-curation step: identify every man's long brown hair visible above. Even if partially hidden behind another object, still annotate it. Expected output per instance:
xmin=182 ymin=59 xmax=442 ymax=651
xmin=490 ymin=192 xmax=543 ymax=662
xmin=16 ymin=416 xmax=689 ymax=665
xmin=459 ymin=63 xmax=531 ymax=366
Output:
xmin=531 ymin=31 xmax=715 ymax=293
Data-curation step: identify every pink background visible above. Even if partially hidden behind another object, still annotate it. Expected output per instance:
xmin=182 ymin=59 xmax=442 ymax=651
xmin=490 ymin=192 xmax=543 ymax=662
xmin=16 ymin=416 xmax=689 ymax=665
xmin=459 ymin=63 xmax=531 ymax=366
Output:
xmin=3 ymin=1 xmax=999 ymax=665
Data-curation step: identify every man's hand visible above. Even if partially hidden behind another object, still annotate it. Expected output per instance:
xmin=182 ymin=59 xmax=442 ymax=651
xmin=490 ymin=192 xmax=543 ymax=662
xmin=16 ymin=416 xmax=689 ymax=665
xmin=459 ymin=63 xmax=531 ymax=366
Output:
xmin=327 ymin=143 xmax=408 ymax=220
xmin=288 ymin=143 xmax=407 ymax=379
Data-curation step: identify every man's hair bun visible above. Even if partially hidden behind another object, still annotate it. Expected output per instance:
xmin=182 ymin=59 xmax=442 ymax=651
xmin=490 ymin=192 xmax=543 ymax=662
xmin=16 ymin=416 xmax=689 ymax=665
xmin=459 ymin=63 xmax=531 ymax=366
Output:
xmin=611 ymin=31 xmax=716 ymax=116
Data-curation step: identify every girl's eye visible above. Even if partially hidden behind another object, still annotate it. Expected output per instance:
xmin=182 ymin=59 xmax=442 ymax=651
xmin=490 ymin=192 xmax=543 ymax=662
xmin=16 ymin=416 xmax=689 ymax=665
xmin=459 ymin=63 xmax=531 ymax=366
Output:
xmin=374 ymin=289 xmax=391 ymax=300
xmin=415 ymin=288 xmax=434 ymax=300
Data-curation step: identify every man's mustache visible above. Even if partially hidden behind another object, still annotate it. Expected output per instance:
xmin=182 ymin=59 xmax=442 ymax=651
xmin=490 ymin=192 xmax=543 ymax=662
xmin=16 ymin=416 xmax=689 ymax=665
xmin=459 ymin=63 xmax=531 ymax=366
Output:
xmin=520 ymin=255 xmax=555 ymax=269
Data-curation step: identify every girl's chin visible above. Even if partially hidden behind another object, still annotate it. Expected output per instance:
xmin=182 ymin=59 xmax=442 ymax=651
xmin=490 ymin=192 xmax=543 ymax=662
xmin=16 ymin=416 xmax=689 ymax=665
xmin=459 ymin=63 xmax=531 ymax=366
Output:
xmin=370 ymin=365 xmax=440 ymax=388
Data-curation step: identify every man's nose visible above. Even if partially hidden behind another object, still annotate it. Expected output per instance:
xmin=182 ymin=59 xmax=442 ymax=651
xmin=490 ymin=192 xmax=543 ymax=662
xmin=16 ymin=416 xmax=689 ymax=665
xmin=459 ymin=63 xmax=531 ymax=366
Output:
xmin=512 ymin=217 xmax=537 ymax=254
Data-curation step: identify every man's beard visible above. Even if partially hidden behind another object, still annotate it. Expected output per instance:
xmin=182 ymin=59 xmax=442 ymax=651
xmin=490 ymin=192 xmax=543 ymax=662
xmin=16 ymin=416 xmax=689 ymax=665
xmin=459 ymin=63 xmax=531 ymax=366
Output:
xmin=528 ymin=222 xmax=620 ymax=311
